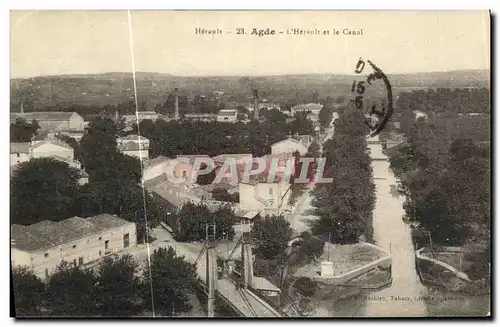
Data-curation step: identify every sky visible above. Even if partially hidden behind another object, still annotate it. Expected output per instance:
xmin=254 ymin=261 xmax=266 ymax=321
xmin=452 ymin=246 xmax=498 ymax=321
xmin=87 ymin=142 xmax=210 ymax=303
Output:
xmin=10 ymin=10 xmax=490 ymax=78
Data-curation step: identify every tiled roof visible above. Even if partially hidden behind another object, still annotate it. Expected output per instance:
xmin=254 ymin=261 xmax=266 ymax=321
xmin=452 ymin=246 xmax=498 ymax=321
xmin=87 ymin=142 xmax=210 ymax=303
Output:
xmin=10 ymin=142 xmax=31 ymax=154
xmin=143 ymin=174 xmax=170 ymax=189
xmin=271 ymin=138 xmax=306 ymax=148
xmin=11 ymin=214 xmax=133 ymax=252
xmin=291 ymin=103 xmax=324 ymax=112
xmin=143 ymin=156 xmax=171 ymax=169
xmin=252 ymin=276 xmax=280 ymax=292
xmin=30 ymin=139 xmax=73 ymax=151
xmin=119 ymin=141 xmax=148 ymax=151
xmin=11 ymin=112 xmax=77 ymax=122
xmin=198 ymin=182 xmax=238 ymax=193
xmin=118 ymin=134 xmax=149 ymax=142
xmin=213 ymin=153 xmax=252 ymax=164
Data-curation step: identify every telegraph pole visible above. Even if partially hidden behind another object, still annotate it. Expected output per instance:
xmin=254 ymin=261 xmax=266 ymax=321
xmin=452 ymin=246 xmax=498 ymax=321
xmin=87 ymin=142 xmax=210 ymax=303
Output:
xmin=205 ymin=224 xmax=217 ymax=317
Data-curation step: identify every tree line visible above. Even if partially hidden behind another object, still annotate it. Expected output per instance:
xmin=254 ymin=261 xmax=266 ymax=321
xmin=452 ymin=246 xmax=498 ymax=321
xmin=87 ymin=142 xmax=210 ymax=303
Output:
xmin=396 ymin=87 xmax=490 ymax=114
xmin=135 ymin=111 xmax=314 ymax=158
xmin=310 ymin=105 xmax=376 ymax=243
xmin=13 ymin=248 xmax=199 ymax=317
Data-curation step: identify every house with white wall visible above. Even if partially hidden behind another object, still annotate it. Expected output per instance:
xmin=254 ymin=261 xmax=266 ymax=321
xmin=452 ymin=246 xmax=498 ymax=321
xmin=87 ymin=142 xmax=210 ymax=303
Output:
xmin=271 ymin=138 xmax=309 ymax=156
xmin=117 ymin=134 xmax=150 ymax=160
xmin=11 ymin=111 xmax=85 ymax=140
xmin=216 ymin=109 xmax=238 ymax=123
xmin=239 ymin=174 xmax=291 ymax=216
xmin=11 ymin=214 xmax=136 ymax=280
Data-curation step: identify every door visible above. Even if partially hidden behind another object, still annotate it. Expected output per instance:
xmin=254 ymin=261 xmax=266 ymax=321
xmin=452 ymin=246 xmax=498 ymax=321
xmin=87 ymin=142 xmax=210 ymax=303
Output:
xmin=123 ymin=233 xmax=130 ymax=248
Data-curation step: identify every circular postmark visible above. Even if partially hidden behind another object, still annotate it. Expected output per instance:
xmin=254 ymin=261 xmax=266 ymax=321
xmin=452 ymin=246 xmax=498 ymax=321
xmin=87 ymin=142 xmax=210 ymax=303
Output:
xmin=350 ymin=58 xmax=394 ymax=137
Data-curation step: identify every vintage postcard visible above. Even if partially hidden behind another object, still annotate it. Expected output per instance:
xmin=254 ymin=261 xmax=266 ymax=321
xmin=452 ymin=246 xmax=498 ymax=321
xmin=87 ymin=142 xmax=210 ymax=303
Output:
xmin=10 ymin=10 xmax=491 ymax=318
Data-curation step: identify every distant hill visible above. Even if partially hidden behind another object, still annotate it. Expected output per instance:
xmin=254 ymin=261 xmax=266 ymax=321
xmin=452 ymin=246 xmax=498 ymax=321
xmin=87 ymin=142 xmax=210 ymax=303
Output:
xmin=10 ymin=70 xmax=489 ymax=110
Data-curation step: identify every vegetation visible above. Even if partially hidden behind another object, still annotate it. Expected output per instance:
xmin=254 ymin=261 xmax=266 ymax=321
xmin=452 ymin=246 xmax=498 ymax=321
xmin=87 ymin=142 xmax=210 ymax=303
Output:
xmin=388 ymin=88 xmax=490 ymax=280
xmin=172 ymin=202 xmax=236 ymax=242
xmin=12 ymin=250 xmax=198 ymax=317
xmin=140 ymin=247 xmax=199 ymax=316
xmin=311 ymin=105 xmax=375 ymax=243
xmin=10 ymin=118 xmax=39 ymax=142
xmin=136 ymin=116 xmax=313 ymax=159
xmin=10 ymin=158 xmax=82 ymax=225
xmin=211 ymin=188 xmax=240 ymax=203
xmin=252 ymin=215 xmax=294 ymax=261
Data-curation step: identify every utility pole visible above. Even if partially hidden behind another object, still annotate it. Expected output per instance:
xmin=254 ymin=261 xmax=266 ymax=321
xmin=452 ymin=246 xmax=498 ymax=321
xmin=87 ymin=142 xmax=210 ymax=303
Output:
xmin=205 ymin=224 xmax=217 ymax=317
xmin=328 ymin=232 xmax=332 ymax=261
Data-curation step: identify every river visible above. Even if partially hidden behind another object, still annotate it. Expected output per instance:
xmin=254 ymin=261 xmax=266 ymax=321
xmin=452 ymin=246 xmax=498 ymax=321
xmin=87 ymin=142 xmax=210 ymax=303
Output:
xmin=329 ymin=159 xmax=489 ymax=317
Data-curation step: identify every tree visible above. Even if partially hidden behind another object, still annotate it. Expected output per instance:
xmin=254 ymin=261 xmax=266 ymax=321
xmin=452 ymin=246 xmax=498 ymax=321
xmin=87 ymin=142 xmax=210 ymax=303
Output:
xmin=175 ymin=202 xmax=236 ymax=242
xmin=11 ymin=158 xmax=81 ymax=225
xmin=11 ymin=118 xmax=39 ymax=142
xmin=45 ymin=261 xmax=98 ymax=316
xmin=140 ymin=247 xmax=198 ymax=316
xmin=12 ymin=267 xmax=45 ymax=317
xmin=311 ymin=105 xmax=375 ymax=243
xmin=293 ymin=276 xmax=318 ymax=298
xmin=95 ymin=254 xmax=142 ymax=316
xmin=296 ymin=231 xmax=324 ymax=262
xmin=288 ymin=112 xmax=314 ymax=135
xmin=252 ymin=215 xmax=293 ymax=261
xmin=318 ymin=105 xmax=333 ymax=129
xmin=211 ymin=188 xmax=240 ymax=203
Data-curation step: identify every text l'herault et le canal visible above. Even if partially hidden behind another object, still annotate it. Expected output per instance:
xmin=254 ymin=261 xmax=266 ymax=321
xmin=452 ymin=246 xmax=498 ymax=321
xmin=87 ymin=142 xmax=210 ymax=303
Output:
xmin=194 ymin=27 xmax=364 ymax=37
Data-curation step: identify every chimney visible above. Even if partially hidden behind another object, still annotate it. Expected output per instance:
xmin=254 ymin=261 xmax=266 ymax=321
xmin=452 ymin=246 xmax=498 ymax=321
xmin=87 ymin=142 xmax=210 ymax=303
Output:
xmin=174 ymin=88 xmax=180 ymax=120
xmin=253 ymin=89 xmax=259 ymax=121
xmin=20 ymin=103 xmax=24 ymax=114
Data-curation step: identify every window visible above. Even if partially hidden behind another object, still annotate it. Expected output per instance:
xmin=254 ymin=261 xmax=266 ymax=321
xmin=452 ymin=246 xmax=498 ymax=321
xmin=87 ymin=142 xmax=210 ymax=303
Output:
xmin=268 ymin=188 xmax=274 ymax=196
xmin=99 ymin=236 xmax=102 ymax=241
xmin=105 ymin=240 xmax=109 ymax=250
xmin=99 ymin=251 xmax=102 ymax=256
xmin=182 ymin=171 xmax=187 ymax=178
xmin=72 ymin=244 xmax=76 ymax=249
xmin=123 ymin=233 xmax=130 ymax=248
xmin=78 ymin=257 xmax=84 ymax=266
xmin=73 ymin=259 xmax=77 ymax=266
xmin=44 ymin=253 xmax=49 ymax=258
xmin=45 ymin=269 xmax=49 ymax=278
xmin=16 ymin=153 xmax=20 ymax=158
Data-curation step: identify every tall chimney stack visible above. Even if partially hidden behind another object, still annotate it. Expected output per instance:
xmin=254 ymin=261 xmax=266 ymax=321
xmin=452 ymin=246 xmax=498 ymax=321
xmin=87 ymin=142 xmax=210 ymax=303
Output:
xmin=20 ymin=102 xmax=24 ymax=114
xmin=253 ymin=89 xmax=259 ymax=121
xmin=174 ymin=88 xmax=180 ymax=120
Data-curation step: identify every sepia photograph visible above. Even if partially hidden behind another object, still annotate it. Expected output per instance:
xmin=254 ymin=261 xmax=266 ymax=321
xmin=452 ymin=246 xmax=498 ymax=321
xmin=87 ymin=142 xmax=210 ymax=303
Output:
xmin=9 ymin=10 xmax=491 ymax=318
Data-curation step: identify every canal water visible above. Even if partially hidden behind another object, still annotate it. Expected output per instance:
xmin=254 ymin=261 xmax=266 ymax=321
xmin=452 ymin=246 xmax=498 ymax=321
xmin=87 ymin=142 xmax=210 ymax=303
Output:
xmin=330 ymin=159 xmax=489 ymax=317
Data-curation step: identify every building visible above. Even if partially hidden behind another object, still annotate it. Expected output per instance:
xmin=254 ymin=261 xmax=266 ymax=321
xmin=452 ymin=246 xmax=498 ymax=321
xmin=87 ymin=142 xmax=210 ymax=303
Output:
xmin=271 ymin=138 xmax=309 ymax=156
xmin=30 ymin=139 xmax=74 ymax=161
xmin=216 ymin=109 xmax=238 ymax=123
xmin=413 ymin=110 xmax=428 ymax=120
xmin=11 ymin=214 xmax=137 ymax=280
xmin=142 ymin=156 xmax=172 ymax=182
xmin=183 ymin=113 xmax=217 ymax=122
xmin=290 ymin=103 xmax=324 ymax=116
xmin=117 ymin=134 xmax=150 ymax=160
xmin=11 ymin=111 xmax=85 ymax=140
xmin=213 ymin=154 xmax=253 ymax=182
xmin=121 ymin=111 xmax=160 ymax=126
xmin=239 ymin=174 xmax=291 ymax=216
xmin=10 ymin=142 xmax=31 ymax=166
xmin=261 ymin=153 xmax=295 ymax=181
